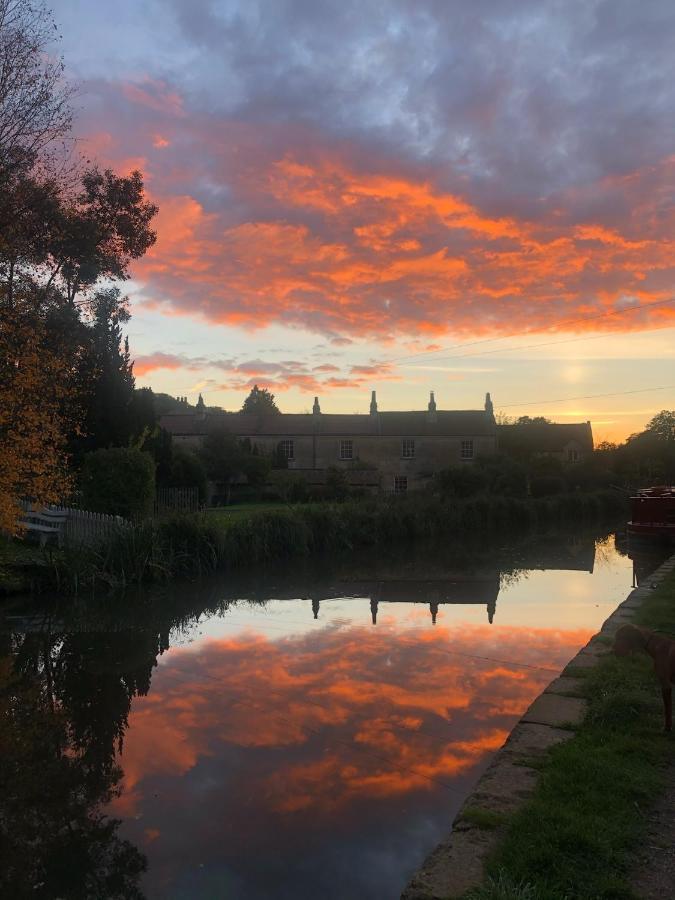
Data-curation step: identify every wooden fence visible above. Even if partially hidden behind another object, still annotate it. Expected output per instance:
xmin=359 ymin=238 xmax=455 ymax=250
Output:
xmin=20 ymin=502 xmax=129 ymax=548
xmin=155 ymin=486 xmax=200 ymax=516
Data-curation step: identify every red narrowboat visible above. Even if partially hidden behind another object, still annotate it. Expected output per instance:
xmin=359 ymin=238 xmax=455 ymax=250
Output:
xmin=628 ymin=486 xmax=675 ymax=540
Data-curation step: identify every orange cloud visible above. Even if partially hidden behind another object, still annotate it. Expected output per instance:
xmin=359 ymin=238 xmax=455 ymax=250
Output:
xmin=81 ymin=83 xmax=675 ymax=342
xmin=133 ymin=352 xmax=190 ymax=376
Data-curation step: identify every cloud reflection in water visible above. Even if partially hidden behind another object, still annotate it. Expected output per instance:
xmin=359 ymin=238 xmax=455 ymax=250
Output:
xmin=109 ymin=615 xmax=592 ymax=899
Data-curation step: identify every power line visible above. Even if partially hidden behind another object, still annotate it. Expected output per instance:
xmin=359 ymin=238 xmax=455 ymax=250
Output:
xmin=176 ymin=612 xmax=563 ymax=675
xmin=401 ymin=322 xmax=674 ymax=366
xmin=390 ymin=297 xmax=675 ymax=365
xmin=499 ymin=383 xmax=675 ymax=411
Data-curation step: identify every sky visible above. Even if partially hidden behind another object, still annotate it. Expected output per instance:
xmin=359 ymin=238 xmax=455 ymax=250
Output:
xmin=51 ymin=0 xmax=675 ymax=442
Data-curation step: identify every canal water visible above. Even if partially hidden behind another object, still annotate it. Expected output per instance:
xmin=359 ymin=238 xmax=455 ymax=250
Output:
xmin=0 ymin=529 xmax=667 ymax=899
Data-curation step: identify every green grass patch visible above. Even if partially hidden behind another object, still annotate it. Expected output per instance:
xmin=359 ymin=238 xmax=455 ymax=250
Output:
xmin=205 ymin=502 xmax=291 ymax=523
xmin=465 ymin=869 xmax=561 ymax=900
xmin=464 ymin=566 xmax=675 ymax=900
xmin=461 ymin=806 xmax=509 ymax=831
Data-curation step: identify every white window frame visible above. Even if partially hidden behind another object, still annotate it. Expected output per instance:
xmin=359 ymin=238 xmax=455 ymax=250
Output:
xmin=460 ymin=439 xmax=474 ymax=460
xmin=394 ymin=475 xmax=408 ymax=493
xmin=401 ymin=438 xmax=415 ymax=459
xmin=279 ymin=439 xmax=294 ymax=460
xmin=339 ymin=439 xmax=353 ymax=460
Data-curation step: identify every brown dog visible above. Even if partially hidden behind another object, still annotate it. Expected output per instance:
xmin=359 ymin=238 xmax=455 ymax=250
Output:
xmin=613 ymin=624 xmax=675 ymax=732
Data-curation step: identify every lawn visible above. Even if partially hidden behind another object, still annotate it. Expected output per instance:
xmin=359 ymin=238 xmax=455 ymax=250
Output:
xmin=465 ymin=561 xmax=675 ymax=900
xmin=205 ymin=502 xmax=293 ymax=524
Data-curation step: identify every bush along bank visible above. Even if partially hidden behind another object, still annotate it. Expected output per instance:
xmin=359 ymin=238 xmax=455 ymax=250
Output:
xmin=460 ymin=565 xmax=675 ymax=900
xmin=43 ymin=488 xmax=627 ymax=593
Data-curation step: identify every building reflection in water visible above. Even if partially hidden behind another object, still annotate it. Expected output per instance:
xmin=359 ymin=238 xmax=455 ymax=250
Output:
xmin=2 ymin=529 xmax=658 ymax=900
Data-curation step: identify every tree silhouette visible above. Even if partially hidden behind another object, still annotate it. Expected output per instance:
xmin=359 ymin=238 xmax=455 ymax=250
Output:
xmin=241 ymin=385 xmax=280 ymax=415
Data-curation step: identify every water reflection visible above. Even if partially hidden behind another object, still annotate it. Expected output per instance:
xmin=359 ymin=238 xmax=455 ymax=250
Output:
xmin=0 ymin=630 xmax=150 ymax=898
xmin=0 ymin=529 xmax=667 ymax=899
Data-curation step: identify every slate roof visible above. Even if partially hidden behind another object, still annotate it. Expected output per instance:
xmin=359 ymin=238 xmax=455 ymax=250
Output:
xmin=498 ymin=422 xmax=593 ymax=453
xmin=160 ymin=409 xmax=496 ymax=438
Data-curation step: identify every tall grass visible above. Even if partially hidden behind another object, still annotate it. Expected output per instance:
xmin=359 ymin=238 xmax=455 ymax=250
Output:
xmin=46 ymin=488 xmax=626 ymax=593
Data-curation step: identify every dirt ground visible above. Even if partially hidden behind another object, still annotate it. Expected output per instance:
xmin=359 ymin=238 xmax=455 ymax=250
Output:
xmin=630 ymin=762 xmax=675 ymax=897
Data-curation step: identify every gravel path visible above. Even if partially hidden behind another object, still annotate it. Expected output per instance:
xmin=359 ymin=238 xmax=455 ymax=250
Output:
xmin=630 ymin=762 xmax=675 ymax=898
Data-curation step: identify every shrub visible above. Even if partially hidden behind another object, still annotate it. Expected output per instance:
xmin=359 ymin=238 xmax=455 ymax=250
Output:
xmin=267 ymin=471 xmax=310 ymax=503
xmin=80 ymin=448 xmax=155 ymax=519
xmin=529 ymin=475 xmax=566 ymax=498
xmin=165 ymin=446 xmax=208 ymax=502
xmin=325 ymin=466 xmax=349 ymax=501
xmin=436 ymin=464 xmax=488 ymax=498
xmin=476 ymin=455 xmax=528 ymax=498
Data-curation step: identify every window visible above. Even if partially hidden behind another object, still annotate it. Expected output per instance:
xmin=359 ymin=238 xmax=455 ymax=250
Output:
xmin=567 ymin=447 xmax=579 ymax=463
xmin=279 ymin=439 xmax=294 ymax=460
xmin=401 ymin=439 xmax=415 ymax=459
xmin=460 ymin=439 xmax=474 ymax=460
xmin=340 ymin=439 xmax=353 ymax=460
xmin=394 ymin=475 xmax=408 ymax=493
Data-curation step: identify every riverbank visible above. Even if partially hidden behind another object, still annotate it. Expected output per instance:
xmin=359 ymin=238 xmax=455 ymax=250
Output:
xmin=404 ymin=547 xmax=675 ymax=900
xmin=2 ymin=489 xmax=626 ymax=594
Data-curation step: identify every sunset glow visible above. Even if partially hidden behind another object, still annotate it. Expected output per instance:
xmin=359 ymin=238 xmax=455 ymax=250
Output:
xmin=52 ymin=0 xmax=675 ymax=438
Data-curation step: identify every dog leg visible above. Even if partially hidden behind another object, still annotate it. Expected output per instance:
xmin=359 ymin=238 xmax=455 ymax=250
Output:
xmin=662 ymin=685 xmax=672 ymax=733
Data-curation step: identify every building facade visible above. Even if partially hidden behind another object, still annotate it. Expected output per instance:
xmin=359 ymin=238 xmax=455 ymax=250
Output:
xmin=160 ymin=391 xmax=498 ymax=492
xmin=497 ymin=421 xmax=594 ymax=463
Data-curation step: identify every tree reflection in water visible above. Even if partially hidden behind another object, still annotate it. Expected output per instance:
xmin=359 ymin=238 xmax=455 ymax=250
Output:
xmin=0 ymin=629 xmax=162 ymax=898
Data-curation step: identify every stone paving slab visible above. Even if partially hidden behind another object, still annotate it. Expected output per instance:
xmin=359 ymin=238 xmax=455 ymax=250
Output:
xmin=521 ymin=693 xmax=586 ymax=728
xmin=563 ymin=647 xmax=605 ymax=673
xmin=501 ymin=722 xmax=573 ymax=758
xmin=402 ymin=827 xmax=496 ymax=900
xmin=544 ymin=675 xmax=585 ymax=696
xmin=469 ymin=757 xmax=539 ymax=814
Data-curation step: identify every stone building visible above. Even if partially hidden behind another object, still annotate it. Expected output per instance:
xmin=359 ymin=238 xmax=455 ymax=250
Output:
xmin=497 ymin=421 xmax=594 ymax=464
xmin=159 ymin=391 xmax=498 ymax=493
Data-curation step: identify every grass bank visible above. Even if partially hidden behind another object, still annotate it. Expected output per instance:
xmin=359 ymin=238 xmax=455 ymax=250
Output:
xmin=464 ymin=565 xmax=675 ymax=900
xmin=0 ymin=538 xmax=48 ymax=596
xmin=14 ymin=488 xmax=626 ymax=593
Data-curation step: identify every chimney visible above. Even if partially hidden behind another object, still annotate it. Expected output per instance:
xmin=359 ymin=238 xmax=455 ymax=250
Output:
xmin=485 ymin=392 xmax=494 ymax=417
xmin=370 ymin=390 xmax=378 ymax=416
xmin=313 ymin=396 xmax=321 ymax=416
xmin=427 ymin=390 xmax=437 ymax=422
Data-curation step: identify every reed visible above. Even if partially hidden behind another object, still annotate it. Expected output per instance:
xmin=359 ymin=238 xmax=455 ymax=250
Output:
xmin=41 ymin=488 xmax=626 ymax=593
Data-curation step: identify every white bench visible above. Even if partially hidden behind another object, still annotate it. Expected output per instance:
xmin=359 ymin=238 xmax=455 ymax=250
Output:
xmin=20 ymin=506 xmax=69 ymax=548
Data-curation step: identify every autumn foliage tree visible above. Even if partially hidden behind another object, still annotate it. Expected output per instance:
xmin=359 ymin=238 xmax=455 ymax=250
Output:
xmin=0 ymin=0 xmax=158 ymax=531
xmin=0 ymin=288 xmax=74 ymax=532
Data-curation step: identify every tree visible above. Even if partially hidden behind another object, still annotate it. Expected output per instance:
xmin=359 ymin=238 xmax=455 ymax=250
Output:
xmin=0 ymin=0 xmax=73 ymax=176
xmin=0 ymin=1 xmax=158 ymax=529
xmin=50 ymin=168 xmax=158 ymax=305
xmin=200 ymin=426 xmax=271 ymax=503
xmin=165 ymin=445 xmax=207 ymax=503
xmin=644 ymin=410 xmax=675 ymax=443
xmin=79 ymin=447 xmax=155 ymax=520
xmin=617 ymin=410 xmax=675 ymax=485
xmin=241 ymin=384 xmax=280 ymax=415
xmin=0 ymin=287 xmax=74 ymax=532
xmin=516 ymin=415 xmax=552 ymax=425
xmin=200 ymin=426 xmax=245 ymax=503
xmin=80 ymin=288 xmax=135 ymax=451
